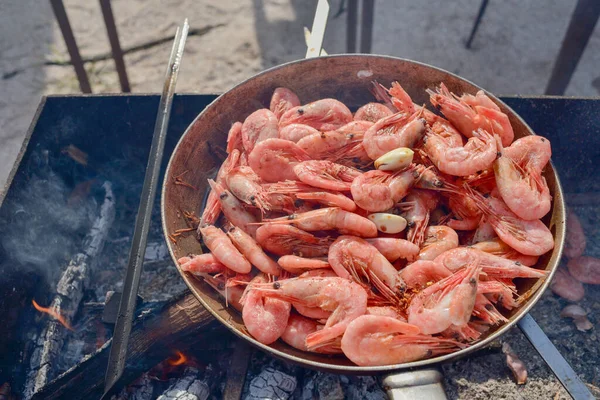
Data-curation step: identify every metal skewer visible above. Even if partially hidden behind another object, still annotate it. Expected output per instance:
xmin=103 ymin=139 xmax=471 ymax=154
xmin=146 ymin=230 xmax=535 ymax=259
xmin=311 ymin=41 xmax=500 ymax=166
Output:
xmin=101 ymin=19 xmax=189 ymax=399
xmin=305 ymin=0 xmax=329 ymax=58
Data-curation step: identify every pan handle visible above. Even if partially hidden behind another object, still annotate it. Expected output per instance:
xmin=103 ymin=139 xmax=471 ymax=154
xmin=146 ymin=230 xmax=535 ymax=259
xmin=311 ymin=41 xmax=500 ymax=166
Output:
xmin=382 ymin=367 xmax=448 ymax=400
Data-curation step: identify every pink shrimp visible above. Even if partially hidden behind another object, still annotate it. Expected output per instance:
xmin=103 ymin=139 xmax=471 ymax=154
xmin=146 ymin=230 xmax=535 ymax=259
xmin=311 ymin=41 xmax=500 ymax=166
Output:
xmin=427 ymin=83 xmax=514 ymax=146
xmin=241 ymin=109 xmax=279 ymax=153
xmin=494 ymin=149 xmax=551 ymax=220
xmin=466 ymin=189 xmax=554 ymax=256
xmin=460 ymin=90 xmax=501 ymax=110
xmin=567 ymin=256 xmax=600 ymax=284
xmin=471 ymin=217 xmax=497 ymax=243
xmin=279 ymin=123 xmax=320 ymax=142
xmin=341 ymin=315 xmax=462 ymax=366
xmin=477 ymin=280 xmax=520 ymax=310
xmin=208 ymin=179 xmax=259 ymax=237
xmin=253 ymin=276 xmax=368 ymax=350
xmin=295 ymin=191 xmax=357 ymax=212
xmin=407 ymin=258 xmax=481 ymax=334
xmin=418 ymin=225 xmax=459 ymax=261
xmin=241 ymin=274 xmax=291 ymax=345
xmin=564 ymin=209 xmax=586 ymax=259
xmin=226 ymin=225 xmax=281 ymax=276
xmin=224 ymin=166 xmax=272 ymax=211
xmin=294 ymin=303 xmax=332 ymax=320
xmin=248 ymin=138 xmax=311 ymax=182
xmin=362 ymin=112 xmax=426 ymax=160
xmin=424 ymin=128 xmax=499 ymax=177
xmin=351 ymin=167 xmax=417 ymax=212
xmin=551 ymin=267 xmax=585 ymax=302
xmin=270 ymin=87 xmax=301 ymax=120
xmin=264 ymin=207 xmax=377 ymax=237
xmin=336 ymin=120 xmax=374 ymax=136
xmin=293 ymin=160 xmax=362 ymax=191
xmin=277 ymin=255 xmax=330 ymax=274
xmin=279 ymin=98 xmax=353 ymax=131
xmin=255 ymin=224 xmax=332 ymax=257
xmin=295 ymin=127 xmax=372 ymax=169
xmin=504 ymin=135 xmax=551 ymax=181
xmin=400 ymin=189 xmax=439 ymax=247
xmin=366 ymin=306 xmax=405 ymax=319
xmin=201 ymin=273 xmax=245 ymax=312
xmin=281 ymin=313 xmax=342 ymax=354
xmin=199 ymin=225 xmax=252 ymax=274
xmin=178 ymin=253 xmax=226 ymax=275
xmin=354 ymin=102 xmax=394 ymax=122
xmin=201 ymin=149 xmax=241 ymax=225
xmin=226 ymin=121 xmax=244 ymax=154
xmin=365 ymin=238 xmax=420 ymax=262
xmin=399 ymin=260 xmax=452 ymax=290
xmin=470 ymin=238 xmax=539 ymax=266
xmin=328 ymin=236 xmax=406 ymax=303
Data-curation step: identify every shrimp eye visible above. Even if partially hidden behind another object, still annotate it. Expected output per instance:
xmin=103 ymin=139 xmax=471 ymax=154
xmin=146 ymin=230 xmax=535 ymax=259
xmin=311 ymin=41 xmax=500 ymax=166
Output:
xmin=514 ymin=261 xmax=522 ymax=266
xmin=540 ymin=137 xmax=546 ymax=142
xmin=434 ymin=180 xmax=443 ymax=188
xmin=229 ymin=226 xmax=236 ymax=232
xmin=347 ymin=133 xmax=354 ymax=139
xmin=485 ymin=303 xmax=493 ymax=310
xmin=320 ymin=133 xmax=326 ymax=138
xmin=250 ymin=195 xmax=256 ymax=201
xmin=297 ymin=108 xmax=304 ymax=115
xmin=287 ymin=214 xmax=296 ymax=220
xmin=217 ymin=282 xmax=225 ymax=290
xmin=496 ymin=151 xmax=502 ymax=158
xmin=407 ymin=221 xmax=415 ymax=228
xmin=219 ymin=192 xmax=228 ymax=200
xmin=294 ymin=199 xmax=304 ymax=208
xmin=273 ymin=282 xmax=281 ymax=289
xmin=469 ymin=278 xmax=476 ymax=285
xmin=412 ymin=171 xmax=420 ymax=179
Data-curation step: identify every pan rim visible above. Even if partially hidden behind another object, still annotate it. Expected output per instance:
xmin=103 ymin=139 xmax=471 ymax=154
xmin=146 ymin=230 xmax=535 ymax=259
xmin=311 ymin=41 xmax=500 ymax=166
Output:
xmin=161 ymin=54 xmax=566 ymax=373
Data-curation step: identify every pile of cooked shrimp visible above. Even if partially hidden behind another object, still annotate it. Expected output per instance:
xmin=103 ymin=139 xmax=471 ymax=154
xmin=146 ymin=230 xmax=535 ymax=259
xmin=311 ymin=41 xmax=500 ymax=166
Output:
xmin=177 ymin=81 xmax=554 ymax=367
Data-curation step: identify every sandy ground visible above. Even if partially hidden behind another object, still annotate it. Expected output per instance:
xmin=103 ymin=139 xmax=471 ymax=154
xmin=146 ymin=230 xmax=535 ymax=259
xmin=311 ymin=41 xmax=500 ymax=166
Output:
xmin=1 ymin=0 xmax=600 ymax=398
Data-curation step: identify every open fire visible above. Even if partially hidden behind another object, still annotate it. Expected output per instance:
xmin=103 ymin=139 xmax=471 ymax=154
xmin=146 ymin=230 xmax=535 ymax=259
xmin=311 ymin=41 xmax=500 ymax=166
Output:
xmin=31 ymin=300 xmax=73 ymax=332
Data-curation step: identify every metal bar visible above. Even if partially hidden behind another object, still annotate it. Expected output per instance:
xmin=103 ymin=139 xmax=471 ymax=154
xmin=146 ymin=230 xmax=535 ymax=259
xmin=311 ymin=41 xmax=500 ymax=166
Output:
xmin=306 ymin=0 xmax=330 ymax=58
xmin=98 ymin=0 xmax=131 ymax=92
xmin=518 ymin=314 xmax=594 ymax=400
xmin=545 ymin=0 xmax=600 ymax=95
xmin=359 ymin=0 xmax=374 ymax=53
xmin=222 ymin=340 xmax=253 ymax=400
xmin=49 ymin=0 xmax=92 ymax=93
xmin=347 ymin=0 xmax=358 ymax=53
xmin=304 ymin=27 xmax=328 ymax=56
xmin=465 ymin=0 xmax=489 ymax=49
xmin=101 ymin=19 xmax=189 ymax=399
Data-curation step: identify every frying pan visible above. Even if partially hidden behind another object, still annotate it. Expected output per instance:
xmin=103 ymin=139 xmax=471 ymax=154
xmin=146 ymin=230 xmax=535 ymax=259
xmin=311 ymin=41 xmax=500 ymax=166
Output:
xmin=161 ymin=55 xmax=566 ymax=399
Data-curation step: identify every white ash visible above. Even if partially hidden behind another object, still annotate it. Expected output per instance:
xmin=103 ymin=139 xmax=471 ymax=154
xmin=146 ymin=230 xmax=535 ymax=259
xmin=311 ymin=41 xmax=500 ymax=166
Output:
xmin=144 ymin=241 xmax=169 ymax=262
xmin=157 ymin=367 xmax=210 ymax=400
xmin=116 ymin=373 xmax=155 ymax=400
xmin=245 ymin=366 xmax=297 ymax=400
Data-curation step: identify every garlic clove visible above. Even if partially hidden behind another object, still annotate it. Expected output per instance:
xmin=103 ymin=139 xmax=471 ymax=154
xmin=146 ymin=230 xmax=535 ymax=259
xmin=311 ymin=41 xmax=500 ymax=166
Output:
xmin=374 ymin=147 xmax=414 ymax=171
xmin=368 ymin=213 xmax=407 ymax=234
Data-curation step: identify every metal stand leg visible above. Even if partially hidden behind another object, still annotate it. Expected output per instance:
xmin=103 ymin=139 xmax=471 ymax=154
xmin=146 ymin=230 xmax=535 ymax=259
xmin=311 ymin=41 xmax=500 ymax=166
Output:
xmin=360 ymin=0 xmax=374 ymax=53
xmin=545 ymin=0 xmax=600 ymax=95
xmin=347 ymin=0 xmax=358 ymax=52
xmin=465 ymin=0 xmax=489 ymax=49
xmin=49 ymin=0 xmax=92 ymax=93
xmin=99 ymin=0 xmax=131 ymax=92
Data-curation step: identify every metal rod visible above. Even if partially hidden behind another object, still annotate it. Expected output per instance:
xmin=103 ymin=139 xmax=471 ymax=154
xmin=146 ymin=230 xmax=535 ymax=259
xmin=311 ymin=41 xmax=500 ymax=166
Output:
xmin=222 ymin=340 xmax=253 ymax=400
xmin=545 ymin=0 xmax=600 ymax=95
xmin=98 ymin=0 xmax=131 ymax=92
xmin=465 ymin=0 xmax=489 ymax=49
xmin=101 ymin=19 xmax=189 ymax=399
xmin=359 ymin=0 xmax=374 ymax=53
xmin=49 ymin=0 xmax=92 ymax=93
xmin=347 ymin=0 xmax=358 ymax=53
xmin=305 ymin=0 xmax=330 ymax=59
xmin=518 ymin=314 xmax=594 ymax=400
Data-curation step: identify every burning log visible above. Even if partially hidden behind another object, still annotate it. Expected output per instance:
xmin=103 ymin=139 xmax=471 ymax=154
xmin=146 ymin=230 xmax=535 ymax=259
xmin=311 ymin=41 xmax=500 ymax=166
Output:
xmin=24 ymin=182 xmax=115 ymax=399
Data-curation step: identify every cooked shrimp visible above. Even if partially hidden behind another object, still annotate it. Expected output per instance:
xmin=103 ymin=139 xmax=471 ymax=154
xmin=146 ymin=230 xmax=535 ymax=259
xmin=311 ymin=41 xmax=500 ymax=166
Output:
xmin=226 ymin=121 xmax=244 ymax=154
xmin=424 ymin=128 xmax=499 ymax=177
xmin=199 ymin=225 xmax=252 ymax=274
xmin=295 ymin=191 xmax=357 ymax=211
xmin=281 ymin=313 xmax=342 ymax=354
xmin=351 ymin=167 xmax=417 ymax=212
xmin=471 ymin=217 xmax=497 ymax=243
xmin=270 ymin=87 xmax=301 ymax=120
xmin=477 ymin=280 xmax=520 ymax=310
xmin=201 ymin=273 xmax=245 ymax=312
xmin=297 ymin=130 xmax=361 ymax=159
xmin=564 ymin=209 xmax=586 ymax=259
xmin=279 ymin=98 xmax=353 ymax=131
xmin=418 ymin=226 xmax=459 ymax=261
xmin=365 ymin=238 xmax=420 ymax=262
xmin=363 ymin=112 xmax=426 ymax=160
xmin=201 ymin=149 xmax=241 ymax=225
xmin=277 ymin=255 xmax=330 ymax=274
xmin=241 ymin=109 xmax=279 ymax=153
xmin=226 ymin=225 xmax=281 ymax=276
xmin=494 ymin=150 xmax=551 ymax=220
xmin=460 ymin=90 xmax=501 ymax=110
xmin=279 ymin=123 xmax=320 ymax=142
xmin=294 ymin=303 xmax=332 ymax=320
xmin=504 ymin=136 xmax=551 ymax=181
xmin=567 ymin=256 xmax=600 ymax=284
xmin=255 ymin=224 xmax=333 ymax=257
xmin=366 ymin=306 xmax=405 ymax=319
xmin=341 ymin=315 xmax=461 ymax=366
xmin=225 ymin=166 xmax=271 ymax=211
xmin=253 ymin=276 xmax=368 ymax=350
xmin=354 ymin=102 xmax=394 ymax=122
xmin=328 ymin=236 xmax=406 ymax=303
xmin=264 ymin=207 xmax=377 ymax=237
xmin=427 ymin=83 xmax=514 ymax=146
xmin=208 ymin=179 xmax=259 ymax=237
xmin=248 ymin=138 xmax=311 ymax=182
xmin=399 ymin=260 xmax=452 ymax=290
xmin=293 ymin=160 xmax=362 ymax=191
xmin=471 ymin=238 xmax=539 ymax=266
xmin=551 ymin=267 xmax=585 ymax=302
xmin=241 ymin=274 xmax=291 ymax=345
xmin=337 ymin=120 xmax=374 ymax=136
xmin=400 ymin=189 xmax=439 ymax=247
xmin=178 ymin=253 xmax=226 ymax=275
xmin=407 ymin=258 xmax=481 ymax=334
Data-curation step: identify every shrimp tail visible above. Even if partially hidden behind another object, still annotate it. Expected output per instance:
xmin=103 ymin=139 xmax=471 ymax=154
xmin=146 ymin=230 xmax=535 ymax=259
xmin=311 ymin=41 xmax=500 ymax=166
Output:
xmin=305 ymin=327 xmax=341 ymax=351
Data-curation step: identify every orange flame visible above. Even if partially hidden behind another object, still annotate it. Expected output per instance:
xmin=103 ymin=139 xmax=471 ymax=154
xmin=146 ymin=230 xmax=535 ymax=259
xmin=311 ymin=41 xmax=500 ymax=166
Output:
xmin=32 ymin=300 xmax=73 ymax=331
xmin=167 ymin=350 xmax=187 ymax=366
